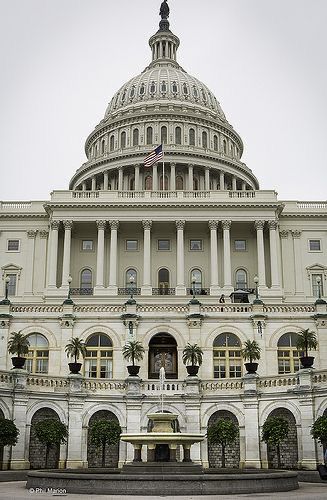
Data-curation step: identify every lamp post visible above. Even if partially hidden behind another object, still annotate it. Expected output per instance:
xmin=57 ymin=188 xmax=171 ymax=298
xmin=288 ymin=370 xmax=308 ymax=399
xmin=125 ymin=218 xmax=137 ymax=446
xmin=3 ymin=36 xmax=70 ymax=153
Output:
xmin=315 ymin=275 xmax=326 ymax=305
xmin=253 ymin=275 xmax=263 ymax=305
xmin=63 ymin=276 xmax=74 ymax=305
xmin=0 ymin=276 xmax=11 ymax=305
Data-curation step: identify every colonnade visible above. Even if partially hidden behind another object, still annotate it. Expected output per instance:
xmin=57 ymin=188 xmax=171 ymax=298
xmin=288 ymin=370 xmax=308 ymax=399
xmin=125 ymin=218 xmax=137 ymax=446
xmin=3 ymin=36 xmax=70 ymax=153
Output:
xmin=47 ymin=219 xmax=281 ymax=296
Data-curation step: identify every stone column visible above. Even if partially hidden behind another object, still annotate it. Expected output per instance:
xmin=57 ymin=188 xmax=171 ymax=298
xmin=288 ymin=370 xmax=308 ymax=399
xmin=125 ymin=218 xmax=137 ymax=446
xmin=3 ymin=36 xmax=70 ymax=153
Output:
xmin=118 ymin=167 xmax=123 ymax=191
xmin=61 ymin=220 xmax=73 ymax=288
xmin=142 ymin=220 xmax=152 ymax=295
xmin=291 ymin=230 xmax=304 ymax=295
xmin=25 ymin=230 xmax=37 ymax=295
xmin=91 ymin=176 xmax=96 ymax=191
xmin=297 ymin=371 xmax=317 ymax=469
xmin=222 ymin=220 xmax=232 ymax=288
xmin=176 ymin=220 xmax=186 ymax=295
xmin=280 ymin=230 xmax=291 ymax=294
xmin=268 ymin=220 xmax=280 ymax=288
xmin=66 ymin=378 xmax=85 ymax=469
xmin=108 ymin=220 xmax=119 ymax=294
xmin=243 ymin=376 xmax=261 ymax=468
xmin=209 ymin=220 xmax=219 ymax=294
xmin=10 ymin=372 xmax=29 ymax=469
xmin=39 ymin=230 xmax=49 ymax=294
xmin=188 ymin=164 xmax=194 ymax=191
xmin=170 ymin=163 xmax=176 ymax=191
xmin=232 ymin=176 xmax=237 ymax=191
xmin=219 ymin=171 xmax=225 ymax=190
xmin=95 ymin=220 xmax=106 ymax=290
xmin=103 ymin=171 xmax=109 ymax=190
xmin=48 ymin=220 xmax=60 ymax=289
xmin=153 ymin=164 xmax=158 ymax=191
xmin=254 ymin=220 xmax=266 ymax=288
xmin=242 ymin=181 xmax=246 ymax=191
xmin=81 ymin=181 xmax=86 ymax=191
xmin=134 ymin=164 xmax=140 ymax=191
xmin=205 ymin=167 xmax=210 ymax=191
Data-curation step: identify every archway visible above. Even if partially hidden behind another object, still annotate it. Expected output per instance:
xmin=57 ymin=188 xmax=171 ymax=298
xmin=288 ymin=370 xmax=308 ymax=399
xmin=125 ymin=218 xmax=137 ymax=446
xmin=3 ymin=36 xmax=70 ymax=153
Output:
xmin=148 ymin=333 xmax=178 ymax=379
xmin=208 ymin=410 xmax=240 ymax=468
xmin=266 ymin=408 xmax=298 ymax=469
xmin=29 ymin=408 xmax=60 ymax=469
xmin=87 ymin=410 xmax=120 ymax=468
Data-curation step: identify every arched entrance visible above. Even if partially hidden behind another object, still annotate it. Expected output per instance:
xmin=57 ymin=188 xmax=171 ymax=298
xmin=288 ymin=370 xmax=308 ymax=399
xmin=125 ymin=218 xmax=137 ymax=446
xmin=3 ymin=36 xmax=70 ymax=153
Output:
xmin=29 ymin=408 xmax=60 ymax=469
xmin=148 ymin=333 xmax=178 ymax=379
xmin=266 ymin=408 xmax=298 ymax=469
xmin=87 ymin=410 xmax=120 ymax=468
xmin=208 ymin=410 xmax=240 ymax=468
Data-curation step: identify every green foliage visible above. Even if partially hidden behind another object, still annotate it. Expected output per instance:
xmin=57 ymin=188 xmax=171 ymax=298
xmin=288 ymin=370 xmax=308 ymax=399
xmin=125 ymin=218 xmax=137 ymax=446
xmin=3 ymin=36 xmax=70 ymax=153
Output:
xmin=296 ymin=329 xmax=318 ymax=357
xmin=7 ymin=331 xmax=29 ymax=357
xmin=34 ymin=419 xmax=68 ymax=447
xmin=207 ymin=419 xmax=238 ymax=446
xmin=122 ymin=341 xmax=145 ymax=366
xmin=0 ymin=419 xmax=19 ymax=448
xmin=65 ymin=337 xmax=87 ymax=363
xmin=241 ymin=340 xmax=261 ymax=363
xmin=182 ymin=343 xmax=203 ymax=367
xmin=89 ymin=420 xmax=121 ymax=448
xmin=261 ymin=416 xmax=289 ymax=446
xmin=311 ymin=416 xmax=327 ymax=446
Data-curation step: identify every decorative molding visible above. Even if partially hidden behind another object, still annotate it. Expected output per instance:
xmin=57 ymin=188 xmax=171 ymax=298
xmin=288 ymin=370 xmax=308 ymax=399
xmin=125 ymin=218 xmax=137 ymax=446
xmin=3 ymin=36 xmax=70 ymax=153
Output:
xmin=63 ymin=220 xmax=73 ymax=230
xmin=208 ymin=220 xmax=219 ymax=230
xmin=254 ymin=220 xmax=265 ymax=231
xmin=96 ymin=220 xmax=107 ymax=230
xmin=50 ymin=220 xmax=60 ymax=230
xmin=175 ymin=220 xmax=185 ymax=230
xmin=268 ymin=220 xmax=279 ymax=230
xmin=109 ymin=220 xmax=119 ymax=230
xmin=39 ymin=230 xmax=49 ymax=239
xmin=279 ymin=230 xmax=289 ymax=239
xmin=221 ymin=220 xmax=232 ymax=230
xmin=291 ymin=230 xmax=302 ymax=239
xmin=27 ymin=230 xmax=38 ymax=239
xmin=142 ymin=220 xmax=152 ymax=231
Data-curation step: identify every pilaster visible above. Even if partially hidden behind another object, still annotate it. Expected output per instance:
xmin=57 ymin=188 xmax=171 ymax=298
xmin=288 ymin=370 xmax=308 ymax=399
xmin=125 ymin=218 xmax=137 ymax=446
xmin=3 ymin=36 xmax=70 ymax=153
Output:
xmin=66 ymin=375 xmax=87 ymax=469
xmin=242 ymin=374 xmax=261 ymax=468
xmin=25 ymin=230 xmax=37 ymax=295
xmin=10 ymin=370 xmax=30 ymax=469
xmin=175 ymin=220 xmax=186 ymax=295
xmin=141 ymin=220 xmax=152 ymax=295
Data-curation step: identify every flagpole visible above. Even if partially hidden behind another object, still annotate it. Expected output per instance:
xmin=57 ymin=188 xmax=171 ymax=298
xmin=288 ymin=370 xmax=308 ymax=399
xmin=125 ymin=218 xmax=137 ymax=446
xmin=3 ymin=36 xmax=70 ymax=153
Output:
xmin=162 ymin=145 xmax=165 ymax=191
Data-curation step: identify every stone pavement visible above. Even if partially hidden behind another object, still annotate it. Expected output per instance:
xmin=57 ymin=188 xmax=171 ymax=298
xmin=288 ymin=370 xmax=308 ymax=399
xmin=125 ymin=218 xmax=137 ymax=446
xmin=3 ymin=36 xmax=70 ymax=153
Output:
xmin=0 ymin=481 xmax=326 ymax=500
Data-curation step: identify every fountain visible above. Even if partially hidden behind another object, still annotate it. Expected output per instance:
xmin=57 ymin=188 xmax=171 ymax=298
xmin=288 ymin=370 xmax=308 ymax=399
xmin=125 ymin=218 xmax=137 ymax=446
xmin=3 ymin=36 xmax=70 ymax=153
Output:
xmin=26 ymin=367 xmax=299 ymax=495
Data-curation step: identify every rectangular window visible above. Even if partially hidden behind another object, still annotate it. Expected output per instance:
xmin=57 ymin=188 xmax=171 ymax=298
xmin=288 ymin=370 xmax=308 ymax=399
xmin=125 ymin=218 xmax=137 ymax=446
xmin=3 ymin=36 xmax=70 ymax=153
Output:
xmin=190 ymin=239 xmax=202 ymax=251
xmin=7 ymin=239 xmax=20 ymax=252
xmin=158 ymin=239 xmax=170 ymax=251
xmin=234 ymin=240 xmax=246 ymax=251
xmin=7 ymin=275 xmax=17 ymax=296
xmin=126 ymin=240 xmax=138 ymax=251
xmin=82 ymin=240 xmax=93 ymax=251
xmin=309 ymin=239 xmax=321 ymax=251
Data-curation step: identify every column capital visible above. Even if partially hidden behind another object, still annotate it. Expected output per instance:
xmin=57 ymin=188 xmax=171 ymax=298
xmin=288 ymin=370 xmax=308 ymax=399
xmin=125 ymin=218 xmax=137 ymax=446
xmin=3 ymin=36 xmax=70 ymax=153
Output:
xmin=280 ymin=229 xmax=289 ymax=239
xmin=142 ymin=220 xmax=152 ymax=231
xmin=27 ymin=230 xmax=38 ymax=239
xmin=208 ymin=220 xmax=219 ymax=230
xmin=39 ymin=230 xmax=49 ymax=239
xmin=63 ymin=220 xmax=73 ymax=230
xmin=291 ymin=230 xmax=302 ymax=239
xmin=221 ymin=220 xmax=232 ymax=230
xmin=176 ymin=220 xmax=185 ymax=230
xmin=254 ymin=220 xmax=265 ymax=231
xmin=268 ymin=220 xmax=279 ymax=230
xmin=188 ymin=163 xmax=194 ymax=168
xmin=118 ymin=166 xmax=123 ymax=172
xmin=133 ymin=163 xmax=141 ymax=169
xmin=109 ymin=220 xmax=119 ymax=231
xmin=50 ymin=220 xmax=60 ymax=230
xmin=96 ymin=220 xmax=107 ymax=230
xmin=170 ymin=162 xmax=176 ymax=167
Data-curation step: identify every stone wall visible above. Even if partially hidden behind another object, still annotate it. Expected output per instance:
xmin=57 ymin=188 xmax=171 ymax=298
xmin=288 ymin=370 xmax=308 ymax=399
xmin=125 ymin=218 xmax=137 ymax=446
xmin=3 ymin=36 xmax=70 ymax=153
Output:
xmin=29 ymin=408 xmax=60 ymax=469
xmin=208 ymin=410 xmax=240 ymax=468
xmin=267 ymin=408 xmax=298 ymax=469
xmin=87 ymin=410 xmax=119 ymax=468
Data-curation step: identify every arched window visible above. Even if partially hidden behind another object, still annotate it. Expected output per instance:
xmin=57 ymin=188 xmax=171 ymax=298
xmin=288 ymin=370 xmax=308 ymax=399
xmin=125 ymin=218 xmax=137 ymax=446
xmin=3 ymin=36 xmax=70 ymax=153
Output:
xmin=130 ymin=85 xmax=135 ymax=99
xmin=183 ymin=83 xmax=189 ymax=96
xmin=223 ymin=139 xmax=227 ymax=154
xmin=145 ymin=175 xmax=153 ymax=190
xmin=213 ymin=333 xmax=242 ymax=378
xmin=175 ymin=127 xmax=182 ymax=145
xmin=158 ymin=268 xmax=170 ymax=294
xmin=172 ymin=82 xmax=178 ymax=94
xmin=146 ymin=126 xmax=153 ymax=145
xmin=85 ymin=333 xmax=113 ymax=378
xmin=161 ymin=81 xmax=167 ymax=93
xmin=149 ymin=333 xmax=177 ymax=379
xmin=26 ymin=334 xmax=49 ymax=374
xmin=121 ymin=88 xmax=127 ymax=103
xmin=176 ymin=175 xmax=184 ymax=190
xmin=126 ymin=268 xmax=137 ymax=288
xmin=121 ymin=131 xmax=126 ymax=149
xmin=101 ymin=140 xmax=105 ymax=154
xmin=133 ymin=128 xmax=139 ymax=146
xmin=277 ymin=333 xmax=302 ymax=374
xmin=193 ymin=86 xmax=198 ymax=99
xmin=202 ymin=131 xmax=208 ymax=149
xmin=190 ymin=269 xmax=202 ymax=293
xmin=213 ymin=135 xmax=218 ymax=151
xmin=150 ymin=81 xmax=156 ymax=94
xmin=189 ymin=128 xmax=195 ymax=146
xmin=110 ymin=135 xmax=114 ymax=151
xmin=235 ymin=269 xmax=247 ymax=290
xmin=81 ymin=269 xmax=92 ymax=289
xmin=161 ymin=126 xmax=167 ymax=144
xmin=139 ymin=83 xmax=145 ymax=96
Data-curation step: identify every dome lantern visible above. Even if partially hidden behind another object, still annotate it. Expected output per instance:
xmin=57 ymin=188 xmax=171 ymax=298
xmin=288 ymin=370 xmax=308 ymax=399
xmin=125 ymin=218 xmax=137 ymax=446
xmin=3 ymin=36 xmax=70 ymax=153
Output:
xmin=149 ymin=1 xmax=180 ymax=67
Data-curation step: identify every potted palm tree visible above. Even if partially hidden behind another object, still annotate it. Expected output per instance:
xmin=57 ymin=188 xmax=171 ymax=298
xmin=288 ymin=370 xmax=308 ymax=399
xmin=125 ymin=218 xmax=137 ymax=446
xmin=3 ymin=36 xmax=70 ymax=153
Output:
xmin=296 ymin=328 xmax=318 ymax=369
xmin=241 ymin=339 xmax=261 ymax=374
xmin=7 ymin=331 xmax=30 ymax=369
xmin=182 ymin=343 xmax=203 ymax=376
xmin=122 ymin=340 xmax=145 ymax=376
xmin=65 ymin=337 xmax=87 ymax=374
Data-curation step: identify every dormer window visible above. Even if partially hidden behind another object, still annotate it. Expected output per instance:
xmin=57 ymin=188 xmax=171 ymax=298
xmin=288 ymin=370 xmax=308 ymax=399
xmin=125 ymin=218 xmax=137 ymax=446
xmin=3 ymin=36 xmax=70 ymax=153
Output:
xmin=130 ymin=86 xmax=135 ymax=98
xmin=140 ymin=83 xmax=145 ymax=96
xmin=150 ymin=82 xmax=156 ymax=94
xmin=193 ymin=86 xmax=198 ymax=98
xmin=161 ymin=81 xmax=167 ymax=93
xmin=183 ymin=83 xmax=189 ymax=95
xmin=201 ymin=89 xmax=207 ymax=103
xmin=172 ymin=82 xmax=178 ymax=94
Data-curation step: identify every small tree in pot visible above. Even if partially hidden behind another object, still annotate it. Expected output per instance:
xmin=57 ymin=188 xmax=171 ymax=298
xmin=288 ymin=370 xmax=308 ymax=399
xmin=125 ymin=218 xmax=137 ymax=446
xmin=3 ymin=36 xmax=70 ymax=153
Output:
xmin=262 ymin=416 xmax=289 ymax=469
xmin=7 ymin=331 xmax=30 ymax=369
xmin=296 ymin=329 xmax=318 ymax=369
xmin=89 ymin=419 xmax=121 ymax=468
xmin=241 ymin=339 xmax=261 ymax=374
xmin=33 ymin=419 xmax=68 ymax=469
xmin=65 ymin=337 xmax=87 ymax=374
xmin=122 ymin=340 xmax=145 ymax=376
xmin=207 ymin=419 xmax=238 ymax=468
xmin=182 ymin=343 xmax=203 ymax=376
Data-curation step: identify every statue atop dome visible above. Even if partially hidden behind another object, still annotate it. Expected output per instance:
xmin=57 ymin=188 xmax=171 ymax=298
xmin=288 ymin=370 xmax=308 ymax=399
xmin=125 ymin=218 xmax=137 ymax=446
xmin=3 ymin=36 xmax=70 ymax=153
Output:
xmin=160 ymin=1 xmax=170 ymax=20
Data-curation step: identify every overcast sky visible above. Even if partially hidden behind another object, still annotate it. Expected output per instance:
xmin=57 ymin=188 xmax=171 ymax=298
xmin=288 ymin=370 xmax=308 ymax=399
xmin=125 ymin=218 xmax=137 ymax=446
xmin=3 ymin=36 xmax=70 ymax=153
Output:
xmin=1 ymin=0 xmax=326 ymax=201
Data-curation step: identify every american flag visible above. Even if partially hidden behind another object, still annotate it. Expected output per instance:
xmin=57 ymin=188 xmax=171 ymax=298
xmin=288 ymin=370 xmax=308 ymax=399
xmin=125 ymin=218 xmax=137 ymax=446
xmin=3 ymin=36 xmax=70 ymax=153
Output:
xmin=144 ymin=144 xmax=163 ymax=167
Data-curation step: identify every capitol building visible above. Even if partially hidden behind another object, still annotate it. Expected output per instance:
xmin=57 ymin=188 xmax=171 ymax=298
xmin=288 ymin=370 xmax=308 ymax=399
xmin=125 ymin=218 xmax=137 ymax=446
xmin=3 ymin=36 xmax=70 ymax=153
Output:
xmin=0 ymin=2 xmax=327 ymax=471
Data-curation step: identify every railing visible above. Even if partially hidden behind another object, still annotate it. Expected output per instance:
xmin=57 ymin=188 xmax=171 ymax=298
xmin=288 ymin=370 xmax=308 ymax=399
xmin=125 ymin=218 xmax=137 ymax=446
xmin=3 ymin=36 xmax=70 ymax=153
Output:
xmin=257 ymin=374 xmax=298 ymax=390
xmin=186 ymin=288 xmax=210 ymax=296
xmin=118 ymin=287 xmax=141 ymax=296
xmin=263 ymin=304 xmax=315 ymax=313
xmin=142 ymin=381 xmax=184 ymax=393
xmin=70 ymin=287 xmax=94 ymax=296
xmin=297 ymin=202 xmax=327 ymax=209
xmin=152 ymin=288 xmax=176 ymax=296
xmin=201 ymin=305 xmax=253 ymax=313
xmin=201 ymin=380 xmax=244 ymax=391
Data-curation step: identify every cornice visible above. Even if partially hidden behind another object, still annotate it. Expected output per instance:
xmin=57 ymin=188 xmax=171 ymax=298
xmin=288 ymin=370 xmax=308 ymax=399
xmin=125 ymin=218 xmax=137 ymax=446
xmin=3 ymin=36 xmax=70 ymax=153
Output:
xmin=0 ymin=214 xmax=48 ymax=220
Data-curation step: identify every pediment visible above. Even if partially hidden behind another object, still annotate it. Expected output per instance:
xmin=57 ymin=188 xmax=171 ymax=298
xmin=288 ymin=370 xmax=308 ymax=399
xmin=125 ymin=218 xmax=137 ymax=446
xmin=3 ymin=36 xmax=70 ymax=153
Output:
xmin=1 ymin=263 xmax=22 ymax=278
xmin=306 ymin=263 xmax=327 ymax=278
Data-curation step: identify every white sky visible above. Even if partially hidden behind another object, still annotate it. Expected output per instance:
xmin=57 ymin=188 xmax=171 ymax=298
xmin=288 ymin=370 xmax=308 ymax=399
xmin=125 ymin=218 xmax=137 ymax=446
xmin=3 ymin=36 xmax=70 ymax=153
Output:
xmin=0 ymin=0 xmax=326 ymax=201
